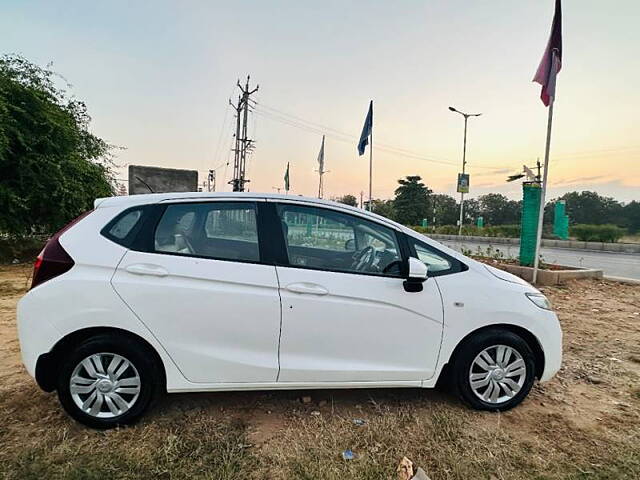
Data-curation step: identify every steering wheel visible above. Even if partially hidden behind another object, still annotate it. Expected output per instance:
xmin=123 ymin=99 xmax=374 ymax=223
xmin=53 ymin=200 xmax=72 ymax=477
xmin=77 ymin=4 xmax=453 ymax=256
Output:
xmin=351 ymin=246 xmax=375 ymax=272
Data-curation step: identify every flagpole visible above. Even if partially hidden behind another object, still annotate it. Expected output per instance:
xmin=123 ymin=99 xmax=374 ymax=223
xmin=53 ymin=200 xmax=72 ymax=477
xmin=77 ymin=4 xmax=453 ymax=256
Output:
xmin=532 ymin=96 xmax=555 ymax=284
xmin=368 ymin=123 xmax=373 ymax=211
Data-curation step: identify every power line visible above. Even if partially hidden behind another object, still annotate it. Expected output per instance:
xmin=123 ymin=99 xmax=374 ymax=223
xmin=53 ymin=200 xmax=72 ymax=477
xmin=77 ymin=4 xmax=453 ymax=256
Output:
xmin=252 ymin=102 xmax=511 ymax=171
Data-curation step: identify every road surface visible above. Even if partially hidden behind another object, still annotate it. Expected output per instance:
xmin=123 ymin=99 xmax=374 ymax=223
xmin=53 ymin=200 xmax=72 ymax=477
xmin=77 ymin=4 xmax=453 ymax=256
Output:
xmin=437 ymin=239 xmax=640 ymax=280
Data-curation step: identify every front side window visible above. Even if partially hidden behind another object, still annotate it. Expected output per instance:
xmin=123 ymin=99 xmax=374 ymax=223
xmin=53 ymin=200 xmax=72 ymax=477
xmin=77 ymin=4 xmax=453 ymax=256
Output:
xmin=277 ymin=204 xmax=402 ymax=276
xmin=154 ymin=202 xmax=259 ymax=262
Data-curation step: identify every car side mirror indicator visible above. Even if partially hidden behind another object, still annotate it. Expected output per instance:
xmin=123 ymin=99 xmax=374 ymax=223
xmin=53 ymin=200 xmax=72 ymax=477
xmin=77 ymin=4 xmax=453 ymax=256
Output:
xmin=404 ymin=257 xmax=428 ymax=293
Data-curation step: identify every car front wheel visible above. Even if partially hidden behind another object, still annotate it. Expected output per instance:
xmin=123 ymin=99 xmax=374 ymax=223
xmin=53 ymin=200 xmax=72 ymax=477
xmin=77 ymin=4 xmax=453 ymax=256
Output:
xmin=453 ymin=329 xmax=536 ymax=411
xmin=56 ymin=333 xmax=160 ymax=429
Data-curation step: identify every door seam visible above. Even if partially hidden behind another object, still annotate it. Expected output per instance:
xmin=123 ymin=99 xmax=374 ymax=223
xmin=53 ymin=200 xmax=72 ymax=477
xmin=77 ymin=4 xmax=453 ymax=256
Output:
xmin=274 ymin=266 xmax=283 ymax=382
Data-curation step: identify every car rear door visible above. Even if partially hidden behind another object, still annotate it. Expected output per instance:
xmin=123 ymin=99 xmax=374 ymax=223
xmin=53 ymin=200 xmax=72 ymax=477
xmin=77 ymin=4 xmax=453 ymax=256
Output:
xmin=111 ymin=199 xmax=281 ymax=384
xmin=271 ymin=201 xmax=444 ymax=383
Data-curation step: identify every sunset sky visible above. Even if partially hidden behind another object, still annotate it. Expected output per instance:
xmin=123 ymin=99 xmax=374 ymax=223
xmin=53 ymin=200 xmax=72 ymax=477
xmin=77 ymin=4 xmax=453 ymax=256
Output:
xmin=3 ymin=0 xmax=639 ymax=202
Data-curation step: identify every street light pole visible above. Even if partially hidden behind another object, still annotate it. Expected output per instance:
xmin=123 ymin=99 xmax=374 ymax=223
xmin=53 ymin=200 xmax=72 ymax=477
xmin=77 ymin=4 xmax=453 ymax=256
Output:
xmin=449 ymin=107 xmax=481 ymax=236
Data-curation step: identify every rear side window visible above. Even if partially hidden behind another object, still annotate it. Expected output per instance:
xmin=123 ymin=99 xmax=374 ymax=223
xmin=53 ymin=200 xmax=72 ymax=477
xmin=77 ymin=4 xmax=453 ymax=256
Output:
xmin=154 ymin=202 xmax=260 ymax=262
xmin=101 ymin=207 xmax=147 ymax=247
xmin=108 ymin=210 xmax=142 ymax=239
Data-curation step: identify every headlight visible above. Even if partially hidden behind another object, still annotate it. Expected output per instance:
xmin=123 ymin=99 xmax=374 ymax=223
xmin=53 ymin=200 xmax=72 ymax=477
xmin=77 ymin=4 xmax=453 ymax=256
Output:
xmin=526 ymin=293 xmax=552 ymax=310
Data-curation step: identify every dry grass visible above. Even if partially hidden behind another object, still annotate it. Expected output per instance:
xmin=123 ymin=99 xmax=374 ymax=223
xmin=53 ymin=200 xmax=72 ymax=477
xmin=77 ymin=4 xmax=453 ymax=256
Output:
xmin=1 ymin=264 xmax=639 ymax=479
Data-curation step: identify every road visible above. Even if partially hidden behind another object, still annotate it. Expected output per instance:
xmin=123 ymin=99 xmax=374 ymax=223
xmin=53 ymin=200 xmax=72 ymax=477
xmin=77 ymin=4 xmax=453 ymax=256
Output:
xmin=437 ymin=239 xmax=640 ymax=280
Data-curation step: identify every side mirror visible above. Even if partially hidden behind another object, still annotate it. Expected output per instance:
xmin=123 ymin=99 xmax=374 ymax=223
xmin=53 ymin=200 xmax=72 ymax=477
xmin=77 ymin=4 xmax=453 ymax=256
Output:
xmin=404 ymin=257 xmax=428 ymax=292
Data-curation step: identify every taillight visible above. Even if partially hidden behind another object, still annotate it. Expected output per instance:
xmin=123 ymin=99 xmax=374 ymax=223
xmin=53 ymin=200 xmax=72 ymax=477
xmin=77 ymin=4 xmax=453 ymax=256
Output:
xmin=30 ymin=210 xmax=92 ymax=290
xmin=30 ymin=237 xmax=75 ymax=290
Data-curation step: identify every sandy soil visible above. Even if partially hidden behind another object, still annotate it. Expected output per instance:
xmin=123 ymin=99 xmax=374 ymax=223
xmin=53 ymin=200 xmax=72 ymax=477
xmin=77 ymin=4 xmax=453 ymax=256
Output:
xmin=1 ymin=264 xmax=639 ymax=479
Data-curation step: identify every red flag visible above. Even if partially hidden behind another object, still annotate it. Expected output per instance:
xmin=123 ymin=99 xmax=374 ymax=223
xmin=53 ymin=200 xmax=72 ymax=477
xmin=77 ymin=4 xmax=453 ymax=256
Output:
xmin=533 ymin=0 xmax=562 ymax=106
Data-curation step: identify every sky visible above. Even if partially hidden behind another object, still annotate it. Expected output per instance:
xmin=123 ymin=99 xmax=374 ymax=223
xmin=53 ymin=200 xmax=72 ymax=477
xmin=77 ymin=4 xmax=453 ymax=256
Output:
xmin=3 ymin=0 xmax=639 ymax=202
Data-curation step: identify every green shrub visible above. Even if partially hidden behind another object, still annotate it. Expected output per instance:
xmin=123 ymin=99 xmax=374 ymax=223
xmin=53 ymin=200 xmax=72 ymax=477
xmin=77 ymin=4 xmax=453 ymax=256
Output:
xmin=570 ymin=224 xmax=626 ymax=243
xmin=411 ymin=224 xmax=521 ymax=238
xmin=0 ymin=235 xmax=47 ymax=264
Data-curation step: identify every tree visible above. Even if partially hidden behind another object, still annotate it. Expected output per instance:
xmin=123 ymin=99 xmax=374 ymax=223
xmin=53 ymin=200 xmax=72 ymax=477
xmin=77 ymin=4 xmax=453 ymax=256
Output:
xmin=335 ymin=194 xmax=358 ymax=207
xmin=623 ymin=201 xmax=640 ymax=233
xmin=477 ymin=193 xmax=521 ymax=225
xmin=430 ymin=194 xmax=458 ymax=226
xmin=558 ymin=191 xmax=623 ymax=225
xmin=393 ymin=175 xmax=431 ymax=225
xmin=369 ymin=199 xmax=395 ymax=219
xmin=462 ymin=198 xmax=480 ymax=225
xmin=0 ymin=55 xmax=114 ymax=235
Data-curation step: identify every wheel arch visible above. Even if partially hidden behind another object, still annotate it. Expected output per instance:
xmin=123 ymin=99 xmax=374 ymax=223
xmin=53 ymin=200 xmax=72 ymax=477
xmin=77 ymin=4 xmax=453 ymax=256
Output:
xmin=438 ymin=324 xmax=545 ymax=385
xmin=35 ymin=326 xmax=167 ymax=393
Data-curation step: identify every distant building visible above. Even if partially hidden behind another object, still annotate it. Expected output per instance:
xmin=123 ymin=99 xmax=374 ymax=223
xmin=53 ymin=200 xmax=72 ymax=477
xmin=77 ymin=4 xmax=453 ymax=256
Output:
xmin=128 ymin=165 xmax=198 ymax=195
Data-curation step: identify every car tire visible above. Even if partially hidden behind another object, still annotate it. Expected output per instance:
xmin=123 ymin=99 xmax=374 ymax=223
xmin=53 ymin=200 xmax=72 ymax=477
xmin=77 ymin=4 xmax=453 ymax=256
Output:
xmin=452 ymin=329 xmax=536 ymax=411
xmin=56 ymin=333 xmax=162 ymax=429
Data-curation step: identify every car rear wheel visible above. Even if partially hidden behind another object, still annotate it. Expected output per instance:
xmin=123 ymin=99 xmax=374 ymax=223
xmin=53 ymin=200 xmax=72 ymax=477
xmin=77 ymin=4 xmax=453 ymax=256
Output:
xmin=453 ymin=329 xmax=536 ymax=411
xmin=57 ymin=333 xmax=160 ymax=429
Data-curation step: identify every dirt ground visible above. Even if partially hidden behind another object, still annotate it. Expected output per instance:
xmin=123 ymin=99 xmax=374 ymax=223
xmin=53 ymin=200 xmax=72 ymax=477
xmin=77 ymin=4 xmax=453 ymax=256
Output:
xmin=1 ymin=264 xmax=639 ymax=479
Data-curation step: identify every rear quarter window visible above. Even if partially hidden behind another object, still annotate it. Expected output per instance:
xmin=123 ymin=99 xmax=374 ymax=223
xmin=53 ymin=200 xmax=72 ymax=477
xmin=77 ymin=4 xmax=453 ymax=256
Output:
xmin=101 ymin=206 xmax=148 ymax=247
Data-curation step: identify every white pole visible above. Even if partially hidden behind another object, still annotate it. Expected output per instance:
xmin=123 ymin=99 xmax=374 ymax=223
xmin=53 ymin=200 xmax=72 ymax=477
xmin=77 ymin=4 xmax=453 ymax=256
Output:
xmin=458 ymin=115 xmax=468 ymax=235
xmin=532 ymin=97 xmax=555 ymax=284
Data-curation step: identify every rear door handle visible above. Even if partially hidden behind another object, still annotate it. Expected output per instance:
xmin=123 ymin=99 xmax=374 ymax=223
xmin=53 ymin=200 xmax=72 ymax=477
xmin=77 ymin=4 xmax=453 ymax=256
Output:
xmin=125 ymin=264 xmax=169 ymax=277
xmin=285 ymin=282 xmax=329 ymax=295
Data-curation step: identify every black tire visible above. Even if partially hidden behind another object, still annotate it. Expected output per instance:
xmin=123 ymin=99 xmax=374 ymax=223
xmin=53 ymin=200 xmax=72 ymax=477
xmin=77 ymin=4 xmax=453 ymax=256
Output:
xmin=56 ymin=333 xmax=162 ymax=429
xmin=452 ymin=329 xmax=536 ymax=411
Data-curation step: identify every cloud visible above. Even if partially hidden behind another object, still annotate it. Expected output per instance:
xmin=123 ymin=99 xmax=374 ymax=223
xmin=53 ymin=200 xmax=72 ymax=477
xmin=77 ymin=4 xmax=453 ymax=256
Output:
xmin=472 ymin=168 xmax=512 ymax=177
xmin=551 ymin=175 xmax=609 ymax=186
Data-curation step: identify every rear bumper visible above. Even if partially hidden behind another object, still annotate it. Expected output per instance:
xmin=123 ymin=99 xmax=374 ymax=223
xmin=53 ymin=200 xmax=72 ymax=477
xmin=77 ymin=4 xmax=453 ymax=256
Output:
xmin=17 ymin=292 xmax=61 ymax=380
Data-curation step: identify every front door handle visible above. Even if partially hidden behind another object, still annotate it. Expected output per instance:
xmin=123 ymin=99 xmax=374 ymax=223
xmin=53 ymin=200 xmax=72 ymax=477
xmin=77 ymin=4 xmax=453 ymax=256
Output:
xmin=125 ymin=264 xmax=169 ymax=277
xmin=285 ymin=282 xmax=329 ymax=295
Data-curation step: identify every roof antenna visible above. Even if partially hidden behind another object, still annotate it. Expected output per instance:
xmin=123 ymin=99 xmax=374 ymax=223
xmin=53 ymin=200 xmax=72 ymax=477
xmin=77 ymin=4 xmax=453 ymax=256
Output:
xmin=135 ymin=176 xmax=154 ymax=193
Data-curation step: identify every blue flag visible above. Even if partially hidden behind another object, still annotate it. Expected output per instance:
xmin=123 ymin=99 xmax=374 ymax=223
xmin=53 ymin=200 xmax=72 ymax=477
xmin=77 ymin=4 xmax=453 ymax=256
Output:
xmin=357 ymin=100 xmax=373 ymax=156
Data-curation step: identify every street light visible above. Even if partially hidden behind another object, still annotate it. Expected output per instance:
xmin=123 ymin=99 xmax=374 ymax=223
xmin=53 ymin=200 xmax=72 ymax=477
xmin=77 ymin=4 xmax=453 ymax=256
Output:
xmin=449 ymin=106 xmax=482 ymax=235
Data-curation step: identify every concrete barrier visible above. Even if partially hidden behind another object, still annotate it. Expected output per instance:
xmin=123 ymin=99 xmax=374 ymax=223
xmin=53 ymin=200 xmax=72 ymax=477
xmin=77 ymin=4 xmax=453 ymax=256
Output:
xmin=424 ymin=233 xmax=640 ymax=254
xmin=496 ymin=263 xmax=603 ymax=286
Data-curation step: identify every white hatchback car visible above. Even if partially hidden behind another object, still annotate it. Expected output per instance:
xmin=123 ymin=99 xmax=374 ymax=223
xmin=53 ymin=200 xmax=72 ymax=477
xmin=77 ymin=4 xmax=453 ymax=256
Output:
xmin=18 ymin=193 xmax=561 ymax=428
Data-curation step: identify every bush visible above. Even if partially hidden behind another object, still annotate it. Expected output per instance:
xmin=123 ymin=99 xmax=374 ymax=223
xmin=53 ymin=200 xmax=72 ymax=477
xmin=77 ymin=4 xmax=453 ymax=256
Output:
xmin=411 ymin=224 xmax=521 ymax=238
xmin=570 ymin=224 xmax=626 ymax=243
xmin=0 ymin=235 xmax=47 ymax=263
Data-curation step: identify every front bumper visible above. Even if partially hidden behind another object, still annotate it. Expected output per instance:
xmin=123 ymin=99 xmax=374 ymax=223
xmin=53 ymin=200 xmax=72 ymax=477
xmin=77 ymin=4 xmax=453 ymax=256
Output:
xmin=537 ymin=310 xmax=563 ymax=382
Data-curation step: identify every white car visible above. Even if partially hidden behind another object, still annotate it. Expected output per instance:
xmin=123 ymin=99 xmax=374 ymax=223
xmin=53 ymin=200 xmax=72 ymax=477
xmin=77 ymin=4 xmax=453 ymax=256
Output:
xmin=17 ymin=193 xmax=562 ymax=428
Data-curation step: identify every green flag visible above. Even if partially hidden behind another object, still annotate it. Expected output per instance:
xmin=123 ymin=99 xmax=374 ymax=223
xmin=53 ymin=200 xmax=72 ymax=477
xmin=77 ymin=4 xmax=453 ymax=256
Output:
xmin=284 ymin=162 xmax=290 ymax=192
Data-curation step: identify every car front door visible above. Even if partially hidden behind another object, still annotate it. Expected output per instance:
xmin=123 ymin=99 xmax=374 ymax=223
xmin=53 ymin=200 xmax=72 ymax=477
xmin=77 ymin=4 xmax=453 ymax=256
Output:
xmin=112 ymin=200 xmax=281 ymax=384
xmin=273 ymin=202 xmax=444 ymax=383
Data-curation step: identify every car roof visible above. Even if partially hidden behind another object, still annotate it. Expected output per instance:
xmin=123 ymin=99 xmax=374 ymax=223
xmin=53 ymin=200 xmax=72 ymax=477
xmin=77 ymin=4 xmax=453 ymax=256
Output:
xmin=94 ymin=191 xmax=397 ymax=226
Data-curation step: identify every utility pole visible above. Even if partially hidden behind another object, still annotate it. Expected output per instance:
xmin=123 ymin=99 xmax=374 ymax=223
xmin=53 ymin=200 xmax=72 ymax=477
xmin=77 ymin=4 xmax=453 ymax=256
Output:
xmin=207 ymin=170 xmax=216 ymax=192
xmin=229 ymin=76 xmax=259 ymax=192
xmin=316 ymin=135 xmax=328 ymax=199
xmin=449 ymin=106 xmax=482 ymax=235
xmin=432 ymin=196 xmax=437 ymax=227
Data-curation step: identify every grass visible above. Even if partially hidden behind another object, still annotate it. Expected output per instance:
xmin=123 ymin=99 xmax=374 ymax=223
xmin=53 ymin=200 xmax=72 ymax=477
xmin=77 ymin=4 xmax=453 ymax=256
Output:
xmin=1 ymin=265 xmax=640 ymax=479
